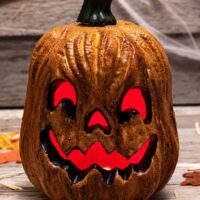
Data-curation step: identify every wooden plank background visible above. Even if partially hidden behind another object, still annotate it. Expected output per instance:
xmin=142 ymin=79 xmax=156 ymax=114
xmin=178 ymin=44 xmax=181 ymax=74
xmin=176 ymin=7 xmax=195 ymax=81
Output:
xmin=0 ymin=0 xmax=200 ymax=107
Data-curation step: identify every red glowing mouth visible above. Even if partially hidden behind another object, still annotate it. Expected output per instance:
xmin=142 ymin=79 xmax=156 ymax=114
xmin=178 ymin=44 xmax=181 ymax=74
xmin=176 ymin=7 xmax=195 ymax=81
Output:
xmin=49 ymin=130 xmax=157 ymax=171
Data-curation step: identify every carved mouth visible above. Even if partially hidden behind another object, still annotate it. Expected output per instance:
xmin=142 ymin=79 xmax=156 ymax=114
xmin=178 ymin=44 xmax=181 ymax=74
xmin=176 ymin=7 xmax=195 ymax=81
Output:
xmin=40 ymin=128 xmax=157 ymax=184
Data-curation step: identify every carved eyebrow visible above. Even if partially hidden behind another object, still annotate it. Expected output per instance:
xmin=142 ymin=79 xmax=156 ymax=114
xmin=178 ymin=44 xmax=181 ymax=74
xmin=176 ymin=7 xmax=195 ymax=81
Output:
xmin=120 ymin=88 xmax=147 ymax=120
xmin=48 ymin=80 xmax=76 ymax=109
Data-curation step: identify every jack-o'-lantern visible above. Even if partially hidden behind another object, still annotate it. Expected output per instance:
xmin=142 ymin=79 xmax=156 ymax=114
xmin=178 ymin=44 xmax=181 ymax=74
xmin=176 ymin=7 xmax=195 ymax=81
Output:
xmin=20 ymin=0 xmax=179 ymax=199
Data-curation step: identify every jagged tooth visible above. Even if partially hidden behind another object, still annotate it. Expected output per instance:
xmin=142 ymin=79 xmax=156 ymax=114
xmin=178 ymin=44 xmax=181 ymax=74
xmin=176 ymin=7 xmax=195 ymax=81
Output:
xmin=133 ymin=165 xmax=141 ymax=172
xmin=41 ymin=142 xmax=48 ymax=152
xmin=52 ymin=154 xmax=64 ymax=168
xmin=67 ymin=162 xmax=87 ymax=184
xmin=72 ymin=175 xmax=80 ymax=184
xmin=119 ymin=165 xmax=132 ymax=180
xmin=63 ymin=162 xmax=69 ymax=171
xmin=53 ymin=160 xmax=60 ymax=167
xmin=135 ymin=159 xmax=152 ymax=172
xmin=41 ymin=128 xmax=88 ymax=184
xmin=106 ymin=170 xmax=116 ymax=185
xmin=122 ymin=173 xmax=129 ymax=180
xmin=67 ymin=163 xmax=79 ymax=183
xmin=99 ymin=168 xmax=116 ymax=185
xmin=116 ymin=169 xmax=119 ymax=175
xmin=131 ymin=165 xmax=137 ymax=172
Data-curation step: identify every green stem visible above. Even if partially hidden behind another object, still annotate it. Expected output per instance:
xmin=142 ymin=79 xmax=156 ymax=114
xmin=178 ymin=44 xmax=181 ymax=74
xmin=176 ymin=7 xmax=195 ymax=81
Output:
xmin=77 ymin=0 xmax=116 ymax=26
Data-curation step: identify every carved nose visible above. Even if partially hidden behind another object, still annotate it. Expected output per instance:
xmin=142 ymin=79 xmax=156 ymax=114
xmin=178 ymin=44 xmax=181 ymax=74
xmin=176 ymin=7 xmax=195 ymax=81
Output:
xmin=85 ymin=110 xmax=111 ymax=134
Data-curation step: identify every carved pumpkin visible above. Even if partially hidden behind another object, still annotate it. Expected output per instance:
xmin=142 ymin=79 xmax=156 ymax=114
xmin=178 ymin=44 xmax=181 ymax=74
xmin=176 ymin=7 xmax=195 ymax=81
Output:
xmin=20 ymin=0 xmax=179 ymax=199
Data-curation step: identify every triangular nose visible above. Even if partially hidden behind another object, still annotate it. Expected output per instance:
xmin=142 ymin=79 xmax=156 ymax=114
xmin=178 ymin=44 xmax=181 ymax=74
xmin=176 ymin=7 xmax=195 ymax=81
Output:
xmin=86 ymin=110 xmax=110 ymax=134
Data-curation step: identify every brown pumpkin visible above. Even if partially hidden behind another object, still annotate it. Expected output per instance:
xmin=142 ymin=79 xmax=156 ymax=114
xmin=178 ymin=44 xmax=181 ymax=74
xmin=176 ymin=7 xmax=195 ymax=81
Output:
xmin=20 ymin=0 xmax=179 ymax=199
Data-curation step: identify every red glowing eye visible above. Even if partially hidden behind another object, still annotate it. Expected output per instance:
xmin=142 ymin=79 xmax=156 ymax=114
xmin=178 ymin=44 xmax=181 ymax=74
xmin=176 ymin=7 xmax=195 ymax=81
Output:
xmin=120 ymin=88 xmax=148 ymax=121
xmin=48 ymin=80 xmax=76 ymax=110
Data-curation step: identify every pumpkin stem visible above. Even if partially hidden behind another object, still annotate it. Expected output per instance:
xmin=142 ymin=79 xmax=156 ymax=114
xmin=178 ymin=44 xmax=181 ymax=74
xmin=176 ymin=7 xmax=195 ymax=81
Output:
xmin=77 ymin=0 xmax=116 ymax=26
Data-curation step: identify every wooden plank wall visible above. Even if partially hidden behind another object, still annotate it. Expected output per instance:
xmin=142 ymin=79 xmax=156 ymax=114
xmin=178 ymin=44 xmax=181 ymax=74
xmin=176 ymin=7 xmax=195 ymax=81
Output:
xmin=0 ymin=0 xmax=200 ymax=107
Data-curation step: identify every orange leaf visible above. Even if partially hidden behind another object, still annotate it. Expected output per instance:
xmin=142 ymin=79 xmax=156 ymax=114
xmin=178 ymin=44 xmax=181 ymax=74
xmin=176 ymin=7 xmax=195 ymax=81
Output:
xmin=0 ymin=150 xmax=21 ymax=164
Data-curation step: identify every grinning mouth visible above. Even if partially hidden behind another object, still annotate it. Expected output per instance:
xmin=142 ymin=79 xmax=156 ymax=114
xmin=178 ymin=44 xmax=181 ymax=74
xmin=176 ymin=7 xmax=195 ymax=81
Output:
xmin=40 ymin=128 xmax=157 ymax=185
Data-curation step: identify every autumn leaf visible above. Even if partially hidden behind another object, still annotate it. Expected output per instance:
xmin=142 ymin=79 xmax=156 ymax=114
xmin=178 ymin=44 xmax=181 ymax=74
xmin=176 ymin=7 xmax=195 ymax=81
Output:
xmin=0 ymin=150 xmax=21 ymax=164
xmin=0 ymin=132 xmax=21 ymax=164
xmin=0 ymin=132 xmax=19 ymax=150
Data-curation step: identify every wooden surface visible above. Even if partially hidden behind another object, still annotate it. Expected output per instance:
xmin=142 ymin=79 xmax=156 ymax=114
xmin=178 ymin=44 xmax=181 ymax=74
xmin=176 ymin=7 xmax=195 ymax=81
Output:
xmin=0 ymin=37 xmax=38 ymax=108
xmin=0 ymin=0 xmax=200 ymax=107
xmin=0 ymin=107 xmax=200 ymax=199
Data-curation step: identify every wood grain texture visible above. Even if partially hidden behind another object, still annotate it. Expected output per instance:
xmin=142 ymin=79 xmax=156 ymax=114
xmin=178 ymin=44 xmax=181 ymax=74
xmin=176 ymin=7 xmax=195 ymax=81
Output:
xmin=0 ymin=109 xmax=23 ymax=133
xmin=0 ymin=0 xmax=199 ymax=36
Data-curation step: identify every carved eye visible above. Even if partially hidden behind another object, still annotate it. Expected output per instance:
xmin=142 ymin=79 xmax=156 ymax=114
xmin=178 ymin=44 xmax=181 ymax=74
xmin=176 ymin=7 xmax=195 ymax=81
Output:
xmin=119 ymin=88 xmax=152 ymax=124
xmin=47 ymin=80 xmax=77 ymax=119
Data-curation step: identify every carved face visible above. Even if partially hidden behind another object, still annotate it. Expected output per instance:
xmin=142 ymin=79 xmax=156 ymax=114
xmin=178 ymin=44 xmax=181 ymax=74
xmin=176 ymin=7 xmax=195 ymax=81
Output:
xmin=41 ymin=79 xmax=157 ymax=184
xmin=20 ymin=21 xmax=179 ymax=200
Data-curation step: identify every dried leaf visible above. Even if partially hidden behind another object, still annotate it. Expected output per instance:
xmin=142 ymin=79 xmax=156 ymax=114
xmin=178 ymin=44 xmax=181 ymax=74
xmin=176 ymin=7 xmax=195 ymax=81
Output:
xmin=0 ymin=132 xmax=19 ymax=150
xmin=0 ymin=181 xmax=23 ymax=190
xmin=0 ymin=150 xmax=21 ymax=164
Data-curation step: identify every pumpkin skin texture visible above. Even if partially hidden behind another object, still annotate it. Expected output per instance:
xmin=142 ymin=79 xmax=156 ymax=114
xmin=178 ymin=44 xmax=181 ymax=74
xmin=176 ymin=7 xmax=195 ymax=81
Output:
xmin=20 ymin=20 xmax=179 ymax=200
